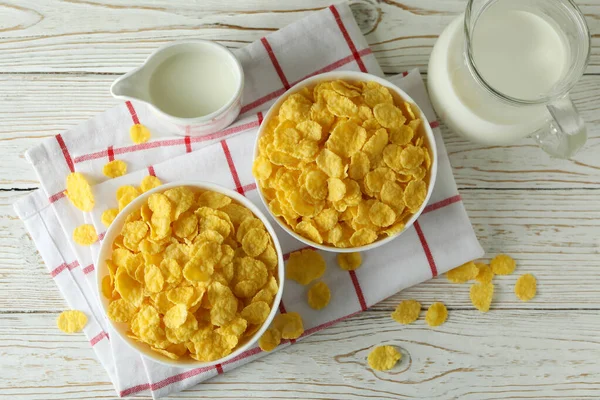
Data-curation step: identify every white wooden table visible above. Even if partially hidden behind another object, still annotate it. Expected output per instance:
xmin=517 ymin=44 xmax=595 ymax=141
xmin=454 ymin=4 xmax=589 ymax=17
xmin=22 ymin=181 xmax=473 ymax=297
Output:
xmin=2 ymin=1 xmax=600 ymax=399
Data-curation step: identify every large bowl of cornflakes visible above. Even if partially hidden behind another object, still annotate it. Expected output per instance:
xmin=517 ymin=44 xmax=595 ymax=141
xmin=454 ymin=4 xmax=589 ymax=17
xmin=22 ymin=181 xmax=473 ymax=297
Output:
xmin=252 ymin=71 xmax=437 ymax=252
xmin=96 ymin=181 xmax=285 ymax=367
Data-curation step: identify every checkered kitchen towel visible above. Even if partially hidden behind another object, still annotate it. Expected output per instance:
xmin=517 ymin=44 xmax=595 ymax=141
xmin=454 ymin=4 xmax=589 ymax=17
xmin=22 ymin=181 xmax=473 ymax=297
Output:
xmin=14 ymin=3 xmax=483 ymax=398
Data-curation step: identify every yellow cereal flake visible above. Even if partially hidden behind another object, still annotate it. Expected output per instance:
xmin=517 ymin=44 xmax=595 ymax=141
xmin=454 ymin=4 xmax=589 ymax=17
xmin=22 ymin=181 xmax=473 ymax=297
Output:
xmin=474 ymin=263 xmax=494 ymax=284
xmin=241 ymin=301 xmax=270 ymax=325
xmin=102 ymin=159 xmax=127 ymax=178
xmin=253 ymin=78 xmax=433 ymax=249
xmin=391 ymin=300 xmax=421 ymax=324
xmin=73 ymin=224 xmax=98 ymax=246
xmin=286 ymin=249 xmax=326 ymax=285
xmin=367 ymin=345 xmax=401 ymax=371
xmin=101 ymin=208 xmax=119 ymax=227
xmin=65 ymin=172 xmax=95 ymax=212
xmin=258 ymin=327 xmax=281 ymax=352
xmin=425 ymin=302 xmax=447 ymax=327
xmin=274 ymin=312 xmax=304 ymax=339
xmin=307 ymin=281 xmax=331 ymax=310
xmin=336 ymin=252 xmax=362 ymax=271
xmin=514 ymin=274 xmax=536 ymax=301
xmin=140 ymin=175 xmax=162 ymax=192
xmin=470 ymin=282 xmax=494 ymax=312
xmin=57 ymin=310 xmax=88 ymax=333
xmin=130 ymin=123 xmax=151 ymax=144
xmin=447 ymin=261 xmax=478 ymax=283
xmin=490 ymin=254 xmax=516 ymax=275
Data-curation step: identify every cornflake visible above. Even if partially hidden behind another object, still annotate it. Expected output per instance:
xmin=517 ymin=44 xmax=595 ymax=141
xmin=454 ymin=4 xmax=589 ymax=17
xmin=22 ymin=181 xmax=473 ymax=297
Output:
xmin=490 ymin=254 xmax=516 ymax=275
xmin=336 ymin=252 xmax=362 ymax=271
xmin=367 ymin=345 xmax=401 ymax=371
xmin=447 ymin=261 xmax=478 ymax=283
xmin=307 ymin=281 xmax=331 ymax=310
xmin=253 ymin=79 xmax=432 ymax=248
xmin=391 ymin=300 xmax=421 ymax=324
xmin=57 ymin=310 xmax=88 ymax=333
xmin=514 ymin=274 xmax=536 ymax=301
xmin=470 ymin=283 xmax=494 ymax=312
xmin=425 ymin=302 xmax=447 ymax=327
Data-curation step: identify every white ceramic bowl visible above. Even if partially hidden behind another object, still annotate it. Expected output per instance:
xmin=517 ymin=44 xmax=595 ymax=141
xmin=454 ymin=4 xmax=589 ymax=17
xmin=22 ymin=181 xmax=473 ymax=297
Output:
xmin=253 ymin=71 xmax=438 ymax=253
xmin=96 ymin=181 xmax=285 ymax=367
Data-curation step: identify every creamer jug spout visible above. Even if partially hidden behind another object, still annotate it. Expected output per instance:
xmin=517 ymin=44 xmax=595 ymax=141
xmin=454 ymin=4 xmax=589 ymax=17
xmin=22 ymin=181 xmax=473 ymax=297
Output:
xmin=110 ymin=67 xmax=151 ymax=103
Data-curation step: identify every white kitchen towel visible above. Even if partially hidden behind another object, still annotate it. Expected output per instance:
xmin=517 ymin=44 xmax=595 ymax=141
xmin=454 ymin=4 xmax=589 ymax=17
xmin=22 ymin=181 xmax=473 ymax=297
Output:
xmin=14 ymin=3 xmax=484 ymax=398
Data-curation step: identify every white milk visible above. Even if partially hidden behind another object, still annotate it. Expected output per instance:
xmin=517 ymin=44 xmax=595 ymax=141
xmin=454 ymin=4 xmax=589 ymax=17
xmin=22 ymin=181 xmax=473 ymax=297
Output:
xmin=149 ymin=51 xmax=237 ymax=119
xmin=428 ymin=3 xmax=570 ymax=145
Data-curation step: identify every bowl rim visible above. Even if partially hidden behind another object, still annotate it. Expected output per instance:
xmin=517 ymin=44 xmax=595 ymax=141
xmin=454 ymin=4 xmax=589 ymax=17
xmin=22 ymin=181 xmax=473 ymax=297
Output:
xmin=95 ymin=180 xmax=285 ymax=367
xmin=252 ymin=70 xmax=438 ymax=253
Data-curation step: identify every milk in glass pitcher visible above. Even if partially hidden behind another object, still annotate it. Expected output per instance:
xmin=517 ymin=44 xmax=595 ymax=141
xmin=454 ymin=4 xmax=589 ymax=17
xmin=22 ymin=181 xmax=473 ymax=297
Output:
xmin=428 ymin=0 xmax=590 ymax=158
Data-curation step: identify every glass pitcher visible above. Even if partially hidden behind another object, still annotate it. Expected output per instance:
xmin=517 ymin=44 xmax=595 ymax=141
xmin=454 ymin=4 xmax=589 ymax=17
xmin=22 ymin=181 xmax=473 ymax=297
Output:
xmin=427 ymin=0 xmax=590 ymax=158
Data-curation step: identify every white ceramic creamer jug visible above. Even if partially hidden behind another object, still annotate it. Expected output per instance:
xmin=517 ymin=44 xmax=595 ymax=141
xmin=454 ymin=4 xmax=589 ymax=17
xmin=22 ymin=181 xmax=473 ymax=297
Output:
xmin=428 ymin=0 xmax=590 ymax=158
xmin=111 ymin=40 xmax=244 ymax=137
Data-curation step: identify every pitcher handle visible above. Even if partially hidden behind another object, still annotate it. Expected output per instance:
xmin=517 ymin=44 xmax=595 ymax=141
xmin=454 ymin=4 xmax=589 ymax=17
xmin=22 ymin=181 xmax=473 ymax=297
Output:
xmin=531 ymin=94 xmax=587 ymax=159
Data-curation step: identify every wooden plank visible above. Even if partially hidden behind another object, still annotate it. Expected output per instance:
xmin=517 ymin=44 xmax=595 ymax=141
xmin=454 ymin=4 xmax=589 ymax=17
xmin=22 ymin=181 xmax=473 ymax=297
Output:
xmin=1 ymin=74 xmax=600 ymax=190
xmin=2 ymin=310 xmax=600 ymax=399
xmin=0 ymin=0 xmax=598 ymax=74
xmin=3 ymin=188 xmax=599 ymax=312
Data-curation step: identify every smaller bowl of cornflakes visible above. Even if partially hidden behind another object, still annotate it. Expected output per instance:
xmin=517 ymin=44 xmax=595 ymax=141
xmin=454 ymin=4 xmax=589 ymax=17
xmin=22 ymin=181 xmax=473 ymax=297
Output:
xmin=252 ymin=71 xmax=437 ymax=252
xmin=96 ymin=181 xmax=284 ymax=367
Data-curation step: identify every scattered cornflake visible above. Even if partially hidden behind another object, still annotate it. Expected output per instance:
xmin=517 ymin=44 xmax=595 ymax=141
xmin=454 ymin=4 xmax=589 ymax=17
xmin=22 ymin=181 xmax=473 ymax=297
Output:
xmin=336 ymin=252 xmax=362 ymax=271
xmin=65 ymin=172 xmax=95 ymax=211
xmin=515 ymin=274 xmax=537 ymax=301
xmin=367 ymin=345 xmax=401 ymax=371
xmin=470 ymin=282 xmax=494 ymax=312
xmin=474 ymin=262 xmax=494 ymax=284
xmin=103 ymin=160 xmax=128 ymax=178
xmin=447 ymin=261 xmax=478 ymax=283
xmin=101 ymin=208 xmax=119 ymax=227
xmin=286 ymin=249 xmax=326 ymax=285
xmin=73 ymin=224 xmax=98 ymax=246
xmin=425 ymin=302 xmax=447 ymax=327
xmin=57 ymin=310 xmax=88 ymax=333
xmin=307 ymin=281 xmax=331 ymax=310
xmin=130 ymin=123 xmax=151 ymax=144
xmin=391 ymin=300 xmax=421 ymax=325
xmin=490 ymin=254 xmax=516 ymax=275
xmin=140 ymin=175 xmax=162 ymax=193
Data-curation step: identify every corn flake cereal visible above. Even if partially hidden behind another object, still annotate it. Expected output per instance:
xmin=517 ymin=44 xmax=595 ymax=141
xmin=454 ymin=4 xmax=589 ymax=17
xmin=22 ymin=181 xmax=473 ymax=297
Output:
xmin=65 ymin=172 xmax=95 ymax=212
xmin=73 ymin=224 xmax=98 ymax=246
xmin=447 ymin=261 xmax=478 ymax=283
xmin=101 ymin=208 xmax=119 ymax=227
xmin=368 ymin=345 xmax=401 ymax=371
xmin=103 ymin=159 xmax=127 ymax=178
xmin=258 ymin=327 xmax=281 ymax=352
xmin=102 ymin=186 xmax=280 ymax=362
xmin=490 ymin=254 xmax=516 ymax=275
xmin=130 ymin=123 xmax=151 ymax=144
xmin=307 ymin=281 xmax=331 ymax=310
xmin=57 ymin=310 xmax=88 ymax=333
xmin=336 ymin=252 xmax=362 ymax=271
xmin=286 ymin=249 xmax=326 ymax=285
xmin=254 ymin=79 xmax=432 ymax=248
xmin=470 ymin=282 xmax=494 ymax=312
xmin=475 ymin=263 xmax=494 ymax=284
xmin=140 ymin=175 xmax=162 ymax=192
xmin=391 ymin=300 xmax=421 ymax=324
xmin=425 ymin=302 xmax=447 ymax=327
xmin=515 ymin=274 xmax=536 ymax=301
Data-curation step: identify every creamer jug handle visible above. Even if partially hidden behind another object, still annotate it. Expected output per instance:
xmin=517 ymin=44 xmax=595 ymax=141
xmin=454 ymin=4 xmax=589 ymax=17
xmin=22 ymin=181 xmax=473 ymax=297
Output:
xmin=531 ymin=94 xmax=587 ymax=159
